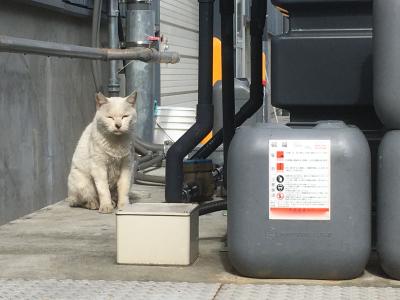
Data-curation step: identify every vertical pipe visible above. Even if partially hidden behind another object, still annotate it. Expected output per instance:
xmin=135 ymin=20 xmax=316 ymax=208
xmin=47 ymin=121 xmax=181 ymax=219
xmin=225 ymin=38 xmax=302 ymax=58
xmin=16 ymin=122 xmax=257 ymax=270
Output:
xmin=152 ymin=0 xmax=161 ymax=106
xmin=165 ymin=0 xmax=215 ymax=203
xmin=125 ymin=0 xmax=155 ymax=142
xmin=91 ymin=0 xmax=103 ymax=92
xmin=220 ymin=0 xmax=235 ymax=189
xmin=108 ymin=0 xmax=120 ymax=96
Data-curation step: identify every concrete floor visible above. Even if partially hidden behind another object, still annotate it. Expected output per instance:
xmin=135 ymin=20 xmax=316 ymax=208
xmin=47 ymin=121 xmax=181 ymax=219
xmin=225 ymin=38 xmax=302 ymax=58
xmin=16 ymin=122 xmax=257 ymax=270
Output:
xmin=0 ymin=182 xmax=400 ymax=288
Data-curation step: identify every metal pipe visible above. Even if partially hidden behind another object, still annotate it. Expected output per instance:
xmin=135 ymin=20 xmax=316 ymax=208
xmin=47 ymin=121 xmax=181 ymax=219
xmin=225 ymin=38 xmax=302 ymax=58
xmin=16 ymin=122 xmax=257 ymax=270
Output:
xmin=153 ymin=0 xmax=161 ymax=107
xmin=165 ymin=0 xmax=215 ymax=203
xmin=220 ymin=0 xmax=235 ymax=189
xmin=0 ymin=35 xmax=179 ymax=63
xmin=108 ymin=0 xmax=121 ymax=96
xmin=191 ymin=0 xmax=267 ymax=159
xmin=125 ymin=1 xmax=156 ymax=142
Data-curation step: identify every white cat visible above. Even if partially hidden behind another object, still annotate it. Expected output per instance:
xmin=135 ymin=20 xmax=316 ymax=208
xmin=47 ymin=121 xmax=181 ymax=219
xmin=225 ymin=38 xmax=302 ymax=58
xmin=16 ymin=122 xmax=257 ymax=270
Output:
xmin=67 ymin=91 xmax=137 ymax=213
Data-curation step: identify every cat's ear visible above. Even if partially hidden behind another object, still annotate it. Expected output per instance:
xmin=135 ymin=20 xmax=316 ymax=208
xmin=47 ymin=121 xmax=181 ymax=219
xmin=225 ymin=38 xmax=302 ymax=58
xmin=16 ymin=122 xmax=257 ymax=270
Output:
xmin=95 ymin=92 xmax=108 ymax=109
xmin=96 ymin=92 xmax=108 ymax=109
xmin=126 ymin=90 xmax=137 ymax=107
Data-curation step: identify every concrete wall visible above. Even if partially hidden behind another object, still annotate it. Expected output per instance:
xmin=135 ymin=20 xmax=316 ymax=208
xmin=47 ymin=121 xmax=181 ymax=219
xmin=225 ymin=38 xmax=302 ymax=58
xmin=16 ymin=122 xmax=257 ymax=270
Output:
xmin=0 ymin=1 xmax=106 ymax=225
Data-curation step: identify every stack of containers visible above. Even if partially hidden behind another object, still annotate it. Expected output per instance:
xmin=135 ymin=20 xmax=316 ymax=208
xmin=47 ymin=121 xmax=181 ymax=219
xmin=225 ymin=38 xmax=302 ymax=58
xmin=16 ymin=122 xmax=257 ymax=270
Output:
xmin=374 ymin=0 xmax=400 ymax=279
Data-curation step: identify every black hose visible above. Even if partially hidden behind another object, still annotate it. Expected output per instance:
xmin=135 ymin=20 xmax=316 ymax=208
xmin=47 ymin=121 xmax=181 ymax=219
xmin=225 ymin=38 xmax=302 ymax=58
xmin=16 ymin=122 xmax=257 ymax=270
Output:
xmin=165 ymin=0 xmax=215 ymax=203
xmin=134 ymin=142 xmax=150 ymax=156
xmin=137 ymin=153 xmax=154 ymax=164
xmin=191 ymin=0 xmax=267 ymax=159
xmin=117 ymin=3 xmax=125 ymax=45
xmin=220 ymin=0 xmax=235 ymax=189
xmin=91 ymin=0 xmax=103 ymax=92
xmin=135 ymin=136 xmax=164 ymax=152
xmin=135 ymin=171 xmax=165 ymax=184
xmin=137 ymin=155 xmax=163 ymax=171
xmin=117 ymin=2 xmax=127 ymax=68
xmin=199 ymin=199 xmax=227 ymax=216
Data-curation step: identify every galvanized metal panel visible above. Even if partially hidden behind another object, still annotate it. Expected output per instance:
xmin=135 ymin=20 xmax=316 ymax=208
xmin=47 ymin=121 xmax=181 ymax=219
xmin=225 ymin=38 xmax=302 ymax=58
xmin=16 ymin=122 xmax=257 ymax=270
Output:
xmin=161 ymin=94 xmax=198 ymax=108
xmin=161 ymin=84 xmax=198 ymax=94
xmin=163 ymin=0 xmax=198 ymax=11
xmin=160 ymin=0 xmax=198 ymax=108
xmin=160 ymin=9 xmax=198 ymax=32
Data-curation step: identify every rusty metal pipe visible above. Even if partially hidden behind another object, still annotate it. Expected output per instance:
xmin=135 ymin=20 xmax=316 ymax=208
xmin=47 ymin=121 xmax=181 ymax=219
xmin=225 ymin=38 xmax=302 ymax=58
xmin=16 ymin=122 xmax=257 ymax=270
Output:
xmin=0 ymin=35 xmax=179 ymax=63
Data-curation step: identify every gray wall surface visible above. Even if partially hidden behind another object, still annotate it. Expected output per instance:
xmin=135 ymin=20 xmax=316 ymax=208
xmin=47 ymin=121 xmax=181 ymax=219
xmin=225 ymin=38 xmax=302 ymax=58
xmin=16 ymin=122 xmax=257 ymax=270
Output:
xmin=0 ymin=1 xmax=106 ymax=225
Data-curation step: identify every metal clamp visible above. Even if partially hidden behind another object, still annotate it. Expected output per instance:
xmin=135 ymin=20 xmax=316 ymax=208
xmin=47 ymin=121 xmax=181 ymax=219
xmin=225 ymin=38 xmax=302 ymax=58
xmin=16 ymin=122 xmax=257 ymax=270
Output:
xmin=109 ymin=9 xmax=119 ymax=17
xmin=126 ymin=41 xmax=153 ymax=48
xmin=109 ymin=0 xmax=120 ymax=16
xmin=126 ymin=0 xmax=151 ymax=3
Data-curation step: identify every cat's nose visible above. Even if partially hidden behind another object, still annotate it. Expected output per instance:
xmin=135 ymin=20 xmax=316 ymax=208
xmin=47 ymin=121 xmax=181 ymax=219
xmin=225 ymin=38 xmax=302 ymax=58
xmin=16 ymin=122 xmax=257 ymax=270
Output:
xmin=115 ymin=123 xmax=121 ymax=129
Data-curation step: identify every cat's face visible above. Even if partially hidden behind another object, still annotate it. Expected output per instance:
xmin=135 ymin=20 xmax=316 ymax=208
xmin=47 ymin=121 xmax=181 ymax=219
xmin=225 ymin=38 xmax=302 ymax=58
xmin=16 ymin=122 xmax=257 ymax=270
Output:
xmin=95 ymin=91 xmax=137 ymax=136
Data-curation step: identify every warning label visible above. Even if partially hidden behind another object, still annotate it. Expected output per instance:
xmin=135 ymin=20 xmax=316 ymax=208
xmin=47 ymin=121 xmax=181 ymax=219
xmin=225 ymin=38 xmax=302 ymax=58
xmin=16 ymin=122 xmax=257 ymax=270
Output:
xmin=268 ymin=140 xmax=331 ymax=220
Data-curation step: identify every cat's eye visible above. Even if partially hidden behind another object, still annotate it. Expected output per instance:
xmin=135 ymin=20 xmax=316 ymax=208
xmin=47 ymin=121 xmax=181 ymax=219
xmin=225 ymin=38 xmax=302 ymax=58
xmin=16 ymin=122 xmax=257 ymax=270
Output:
xmin=122 ymin=115 xmax=129 ymax=119
xmin=107 ymin=116 xmax=114 ymax=119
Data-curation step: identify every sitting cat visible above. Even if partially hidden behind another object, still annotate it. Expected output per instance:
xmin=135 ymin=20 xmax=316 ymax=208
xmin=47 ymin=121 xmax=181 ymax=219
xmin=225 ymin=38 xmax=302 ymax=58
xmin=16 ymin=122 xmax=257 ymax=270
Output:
xmin=67 ymin=91 xmax=137 ymax=213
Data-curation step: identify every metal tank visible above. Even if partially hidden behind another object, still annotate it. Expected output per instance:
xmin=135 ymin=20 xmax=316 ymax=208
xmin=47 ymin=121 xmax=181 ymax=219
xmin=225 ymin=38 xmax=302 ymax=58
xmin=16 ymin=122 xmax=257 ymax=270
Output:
xmin=210 ymin=78 xmax=263 ymax=165
xmin=377 ymin=131 xmax=400 ymax=279
xmin=213 ymin=78 xmax=262 ymax=132
xmin=227 ymin=121 xmax=371 ymax=279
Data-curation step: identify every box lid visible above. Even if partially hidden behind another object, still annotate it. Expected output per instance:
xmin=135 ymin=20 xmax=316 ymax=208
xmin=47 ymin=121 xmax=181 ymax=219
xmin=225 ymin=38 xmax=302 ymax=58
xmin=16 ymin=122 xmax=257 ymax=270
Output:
xmin=116 ymin=203 xmax=199 ymax=216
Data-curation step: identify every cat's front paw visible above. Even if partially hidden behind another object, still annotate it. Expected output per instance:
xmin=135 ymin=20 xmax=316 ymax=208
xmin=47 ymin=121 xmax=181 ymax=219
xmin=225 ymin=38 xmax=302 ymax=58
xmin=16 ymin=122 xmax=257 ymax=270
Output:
xmin=99 ymin=203 xmax=114 ymax=214
xmin=117 ymin=197 xmax=128 ymax=209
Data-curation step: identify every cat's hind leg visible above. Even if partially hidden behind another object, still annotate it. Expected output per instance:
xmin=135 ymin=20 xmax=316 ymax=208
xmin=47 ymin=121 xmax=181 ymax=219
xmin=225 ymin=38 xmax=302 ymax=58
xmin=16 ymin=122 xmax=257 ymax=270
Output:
xmin=67 ymin=194 xmax=97 ymax=209
xmin=67 ymin=196 xmax=81 ymax=207
xmin=79 ymin=178 xmax=99 ymax=210
xmin=84 ymin=199 xmax=99 ymax=210
xmin=68 ymin=169 xmax=99 ymax=210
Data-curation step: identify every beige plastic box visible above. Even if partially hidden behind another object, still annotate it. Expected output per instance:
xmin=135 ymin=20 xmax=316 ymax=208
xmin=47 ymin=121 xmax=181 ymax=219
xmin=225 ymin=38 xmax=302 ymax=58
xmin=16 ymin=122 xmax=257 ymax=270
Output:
xmin=116 ymin=203 xmax=199 ymax=265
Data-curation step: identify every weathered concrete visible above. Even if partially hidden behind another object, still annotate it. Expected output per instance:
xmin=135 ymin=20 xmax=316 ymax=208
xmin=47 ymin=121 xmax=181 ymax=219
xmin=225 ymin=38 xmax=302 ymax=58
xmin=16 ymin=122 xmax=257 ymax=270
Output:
xmin=0 ymin=1 xmax=108 ymax=225
xmin=0 ymin=183 xmax=399 ymax=287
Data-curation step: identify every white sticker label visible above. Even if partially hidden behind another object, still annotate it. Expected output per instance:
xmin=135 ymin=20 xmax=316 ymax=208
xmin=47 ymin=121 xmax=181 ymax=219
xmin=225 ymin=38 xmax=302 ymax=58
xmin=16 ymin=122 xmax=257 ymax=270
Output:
xmin=268 ymin=140 xmax=331 ymax=220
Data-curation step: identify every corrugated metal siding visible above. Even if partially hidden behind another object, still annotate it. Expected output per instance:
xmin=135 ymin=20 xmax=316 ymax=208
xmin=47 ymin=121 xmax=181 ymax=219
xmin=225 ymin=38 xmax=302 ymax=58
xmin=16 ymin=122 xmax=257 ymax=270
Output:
xmin=160 ymin=0 xmax=198 ymax=108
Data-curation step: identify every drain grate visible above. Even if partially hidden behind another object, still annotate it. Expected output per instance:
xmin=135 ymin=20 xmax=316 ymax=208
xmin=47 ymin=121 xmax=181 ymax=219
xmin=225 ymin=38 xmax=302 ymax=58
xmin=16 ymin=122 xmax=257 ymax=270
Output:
xmin=0 ymin=279 xmax=220 ymax=300
xmin=0 ymin=279 xmax=399 ymax=300
xmin=215 ymin=284 xmax=400 ymax=300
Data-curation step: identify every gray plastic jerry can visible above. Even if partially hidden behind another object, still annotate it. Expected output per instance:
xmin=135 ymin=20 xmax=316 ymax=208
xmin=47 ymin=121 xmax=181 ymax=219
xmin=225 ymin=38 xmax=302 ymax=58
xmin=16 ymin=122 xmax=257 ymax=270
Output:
xmin=227 ymin=121 xmax=371 ymax=279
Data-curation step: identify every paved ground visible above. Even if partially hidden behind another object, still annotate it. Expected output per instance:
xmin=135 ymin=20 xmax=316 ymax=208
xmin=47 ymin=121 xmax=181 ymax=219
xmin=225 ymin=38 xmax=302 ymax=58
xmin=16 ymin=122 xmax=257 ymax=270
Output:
xmin=0 ymin=181 xmax=400 ymax=298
